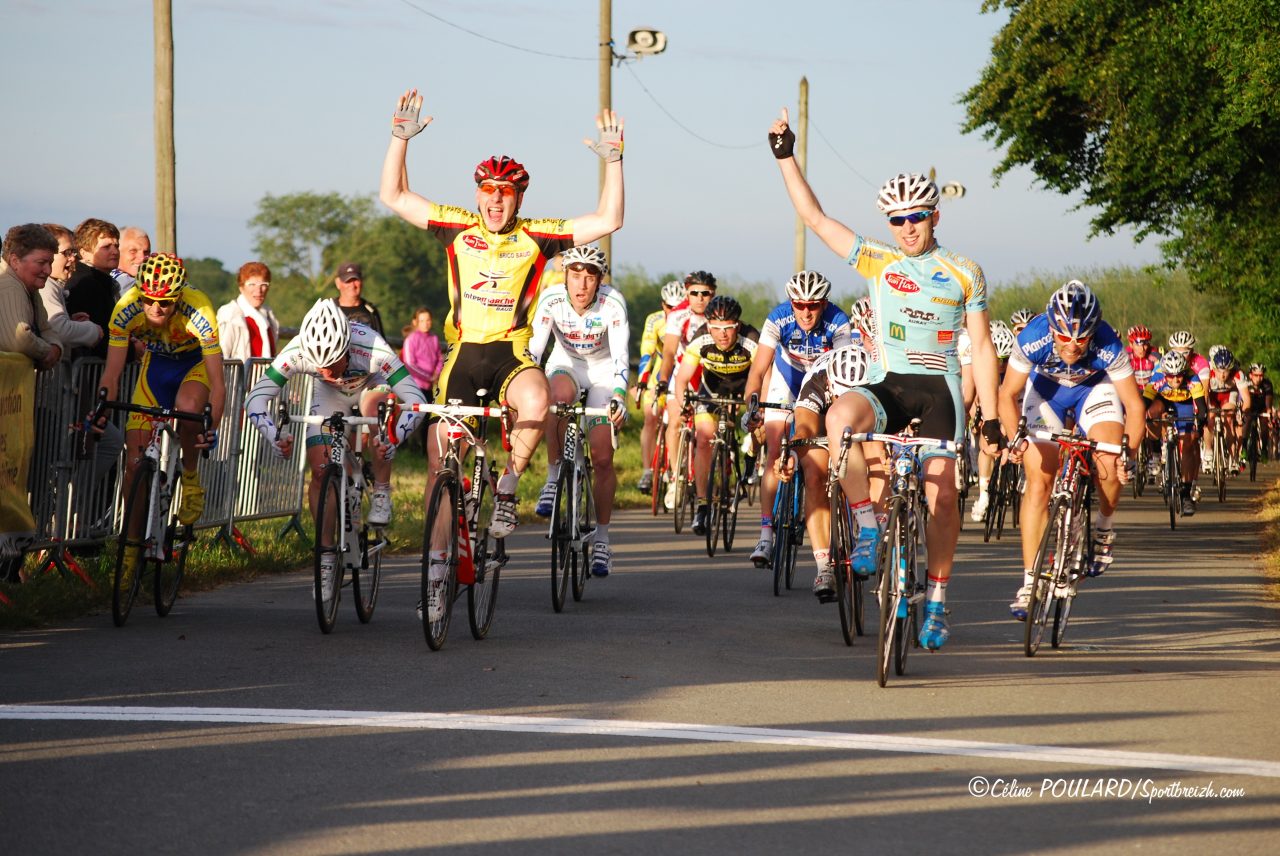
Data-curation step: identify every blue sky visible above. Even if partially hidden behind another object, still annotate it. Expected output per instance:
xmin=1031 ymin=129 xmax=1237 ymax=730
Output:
xmin=5 ymin=0 xmax=1161 ymax=296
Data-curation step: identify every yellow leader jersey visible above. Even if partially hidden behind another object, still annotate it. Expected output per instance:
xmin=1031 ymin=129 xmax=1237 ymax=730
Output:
xmin=108 ymin=286 xmax=221 ymax=358
xmin=427 ymin=203 xmax=576 ymax=346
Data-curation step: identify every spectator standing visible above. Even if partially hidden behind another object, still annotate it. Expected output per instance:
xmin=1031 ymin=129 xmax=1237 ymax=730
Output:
xmin=111 ymin=226 xmax=150 ymax=294
xmin=401 ymin=306 xmax=442 ymax=395
xmin=63 ymin=218 xmax=120 ymax=360
xmin=0 ymin=224 xmax=62 ymax=368
xmin=331 ymin=261 xmax=384 ymax=335
xmin=216 ymin=261 xmax=280 ymax=360
xmin=39 ymin=224 xmax=102 ymax=353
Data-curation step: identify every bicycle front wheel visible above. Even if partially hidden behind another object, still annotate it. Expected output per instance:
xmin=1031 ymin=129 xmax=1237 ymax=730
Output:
xmin=673 ymin=427 xmax=693 ymax=534
xmin=650 ymin=430 xmax=669 ymax=516
xmin=1025 ymin=496 xmax=1069 ymax=657
xmin=468 ymin=469 xmax=502 ymax=640
xmin=572 ymin=467 xmax=593 ymax=602
xmin=875 ymin=501 xmax=903 ymax=687
xmin=722 ymin=448 xmax=741 ymax=552
xmin=1164 ymin=443 xmax=1179 ymax=530
xmin=313 ymin=465 xmax=343 ymax=634
xmin=831 ymin=488 xmax=855 ymax=646
xmin=353 ymin=523 xmax=383 ymax=624
xmin=706 ymin=445 xmax=726 ymax=557
xmin=113 ymin=461 xmax=155 ymax=627
xmin=154 ymin=520 xmax=190 ymax=617
xmin=550 ymin=469 xmax=574 ymax=612
xmin=1246 ymin=421 xmax=1260 ymax=482
xmin=1215 ymin=431 xmax=1228 ymax=503
xmin=422 ymin=475 xmax=460 ymax=650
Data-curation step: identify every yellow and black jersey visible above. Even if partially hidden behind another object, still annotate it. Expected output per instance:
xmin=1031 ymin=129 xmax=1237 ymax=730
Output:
xmin=683 ymin=333 xmax=757 ymax=398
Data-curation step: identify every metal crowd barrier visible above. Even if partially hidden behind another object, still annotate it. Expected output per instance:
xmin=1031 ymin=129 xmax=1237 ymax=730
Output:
xmin=23 ymin=356 xmax=313 ymax=583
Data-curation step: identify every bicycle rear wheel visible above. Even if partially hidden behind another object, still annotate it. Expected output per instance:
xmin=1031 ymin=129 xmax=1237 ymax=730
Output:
xmin=468 ymin=469 xmax=502 ymax=640
xmin=550 ymin=469 xmax=574 ymax=612
xmin=113 ymin=461 xmax=154 ymax=627
xmin=314 ymin=465 xmax=344 ymax=634
xmin=154 ymin=519 xmax=190 ymax=617
xmin=831 ymin=488 xmax=855 ymax=647
xmin=1025 ymin=496 xmax=1069 ymax=657
xmin=353 ymin=522 xmax=383 ymax=624
xmin=422 ymin=475 xmax=460 ymax=650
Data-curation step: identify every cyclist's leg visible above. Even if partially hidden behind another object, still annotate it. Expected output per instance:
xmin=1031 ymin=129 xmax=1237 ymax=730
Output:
xmin=1080 ymin=384 xmax=1125 ymax=576
xmin=488 ymin=344 xmax=548 ymax=536
xmin=827 ymin=388 xmax=884 ymax=575
xmin=756 ymin=417 xmax=787 ymax=556
xmin=691 ymin=410 xmax=716 ymax=532
xmin=799 ymin=446 xmax=836 ymax=597
xmin=587 ymin=418 xmax=615 ymax=576
xmin=638 ymin=383 xmax=658 ymax=488
xmin=537 ymin=368 xmax=579 ymax=516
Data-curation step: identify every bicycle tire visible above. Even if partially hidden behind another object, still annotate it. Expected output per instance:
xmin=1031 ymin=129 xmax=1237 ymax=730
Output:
xmin=722 ymin=449 xmax=741 ymax=553
xmin=1246 ymin=420 xmax=1259 ymax=482
xmin=112 ymin=461 xmax=154 ymax=627
xmin=1165 ymin=441 xmax=1179 ymax=530
xmin=650 ymin=430 xmax=668 ymax=516
xmin=353 ymin=522 xmax=382 ymax=624
xmin=895 ymin=506 xmax=921 ymax=676
xmin=771 ymin=479 xmax=792 ymax=596
xmin=550 ymin=468 xmax=574 ymax=613
xmin=982 ymin=467 xmax=1000 ymax=543
xmin=572 ymin=467 xmax=592 ymax=602
xmin=787 ymin=476 xmax=804 ymax=590
xmin=313 ymin=465 xmax=344 ymax=634
xmin=673 ymin=427 xmax=693 ymax=534
xmin=1215 ymin=429 xmax=1227 ymax=503
xmin=706 ymin=444 xmax=724 ymax=557
xmin=875 ymin=500 xmax=903 ymax=687
xmin=956 ymin=442 xmax=971 ymax=528
xmin=154 ymin=519 xmax=189 ymax=617
xmin=468 ymin=469 xmax=501 ymax=640
xmin=422 ymin=475 xmax=460 ymax=650
xmin=1025 ymin=496 xmax=1069 ymax=657
xmin=831 ymin=487 xmax=855 ymax=647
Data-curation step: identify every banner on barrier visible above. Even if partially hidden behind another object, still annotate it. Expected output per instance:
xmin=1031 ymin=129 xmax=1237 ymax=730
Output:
xmin=0 ymin=353 xmax=36 ymax=557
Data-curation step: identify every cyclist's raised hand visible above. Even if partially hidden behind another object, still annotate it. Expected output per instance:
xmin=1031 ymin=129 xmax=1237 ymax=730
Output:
xmin=585 ymin=109 xmax=624 ymax=162
xmin=391 ymin=88 xmax=431 ymax=140
xmin=768 ymin=107 xmax=795 ymax=159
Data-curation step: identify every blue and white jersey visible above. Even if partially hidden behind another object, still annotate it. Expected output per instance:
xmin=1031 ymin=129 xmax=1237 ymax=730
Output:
xmin=1008 ymin=315 xmax=1132 ymax=387
xmin=758 ymin=301 xmax=852 ymax=394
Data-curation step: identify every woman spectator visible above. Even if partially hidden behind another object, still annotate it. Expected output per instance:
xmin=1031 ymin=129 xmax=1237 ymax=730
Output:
xmin=401 ymin=307 xmax=442 ymax=398
xmin=216 ymin=262 xmax=280 ymax=361
xmin=39 ymin=223 xmax=103 ymax=353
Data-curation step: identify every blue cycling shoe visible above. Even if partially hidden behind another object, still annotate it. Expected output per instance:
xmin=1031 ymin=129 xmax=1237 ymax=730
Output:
xmin=919 ymin=602 xmax=950 ymax=650
xmin=850 ymin=526 xmax=879 ymax=577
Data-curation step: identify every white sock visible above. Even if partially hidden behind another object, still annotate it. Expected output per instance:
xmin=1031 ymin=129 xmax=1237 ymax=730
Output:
xmin=927 ymin=575 xmax=947 ymax=604
xmin=852 ymin=499 xmax=877 ymax=530
xmin=497 ymin=471 xmax=520 ymax=495
xmin=595 ymin=523 xmax=609 ymax=545
xmin=813 ymin=549 xmax=830 ymax=571
xmin=547 ymin=461 xmax=561 ymax=483
xmin=1023 ymin=568 xmax=1035 ymax=587
xmin=1094 ymin=511 xmax=1114 ymax=530
xmin=760 ymin=524 xmax=773 ymax=542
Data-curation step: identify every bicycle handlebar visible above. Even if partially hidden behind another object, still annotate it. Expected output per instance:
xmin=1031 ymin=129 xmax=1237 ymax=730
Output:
xmin=91 ymin=387 xmax=214 ymax=458
xmin=1031 ymin=429 xmax=1126 ymax=456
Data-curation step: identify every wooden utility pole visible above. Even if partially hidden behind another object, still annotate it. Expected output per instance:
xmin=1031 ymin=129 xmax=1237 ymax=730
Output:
xmin=154 ymin=0 xmax=176 ymax=253
xmin=793 ymin=77 xmax=809 ymax=274
xmin=598 ymin=0 xmax=612 ymax=267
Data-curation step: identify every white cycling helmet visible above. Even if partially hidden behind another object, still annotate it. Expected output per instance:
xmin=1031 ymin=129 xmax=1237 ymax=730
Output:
xmin=1207 ymin=343 xmax=1224 ymax=364
xmin=1009 ymin=308 xmax=1034 ymax=328
xmin=561 ymin=244 xmax=609 ymax=276
xmin=849 ymin=296 xmax=872 ymax=328
xmin=875 ymin=172 xmax=940 ymax=214
xmin=828 ymin=345 xmax=871 ymax=387
xmin=1161 ymin=350 xmax=1188 ymax=375
xmin=990 ymin=322 xmax=1016 ymax=359
xmin=299 ymin=300 xmax=351 ymax=368
xmin=1168 ymin=330 xmax=1196 ymax=351
xmin=785 ymin=269 xmax=832 ymax=302
xmin=660 ymin=280 xmax=685 ymax=307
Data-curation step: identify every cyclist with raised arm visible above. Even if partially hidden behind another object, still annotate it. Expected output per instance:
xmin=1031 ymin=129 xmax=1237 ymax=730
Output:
xmin=768 ymin=107 xmax=1003 ymax=650
xmin=672 ymin=296 xmax=757 ymax=536
xmin=95 ymin=254 xmax=225 ymax=545
xmin=999 ymin=282 xmax=1145 ymax=620
xmin=378 ymin=87 xmax=624 ymax=538
xmin=244 ymin=301 xmax=425 ymax=586
xmin=634 ymin=280 xmax=686 ymax=493
xmin=528 ymin=245 xmax=629 ymax=577
xmin=657 ymin=271 xmax=717 ymax=508
xmin=1144 ymin=350 xmax=1208 ymax=516
xmin=743 ymin=270 xmax=852 ymax=568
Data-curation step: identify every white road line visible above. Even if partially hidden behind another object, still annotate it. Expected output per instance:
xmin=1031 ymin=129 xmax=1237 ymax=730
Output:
xmin=3 ymin=704 xmax=1278 ymax=779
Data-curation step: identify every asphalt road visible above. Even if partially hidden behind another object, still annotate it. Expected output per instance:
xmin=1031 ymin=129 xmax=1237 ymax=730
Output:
xmin=3 ymin=466 xmax=1279 ymax=855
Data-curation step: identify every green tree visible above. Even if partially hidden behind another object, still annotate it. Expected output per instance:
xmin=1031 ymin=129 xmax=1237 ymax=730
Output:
xmin=183 ymin=257 xmax=236 ymax=308
xmin=962 ymin=0 xmax=1280 ymax=365
xmin=249 ymin=192 xmax=376 ymax=282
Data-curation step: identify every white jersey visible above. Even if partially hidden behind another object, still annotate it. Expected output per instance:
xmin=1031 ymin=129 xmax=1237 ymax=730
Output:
xmin=244 ymin=322 xmax=424 ymax=442
xmin=529 ymin=284 xmax=630 ymax=394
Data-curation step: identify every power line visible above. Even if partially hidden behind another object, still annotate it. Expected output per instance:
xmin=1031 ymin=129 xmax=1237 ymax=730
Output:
xmin=622 ymin=63 xmax=757 ymax=151
xmin=394 ymin=0 xmax=594 ymax=61
xmin=810 ymin=120 xmax=876 ymax=188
